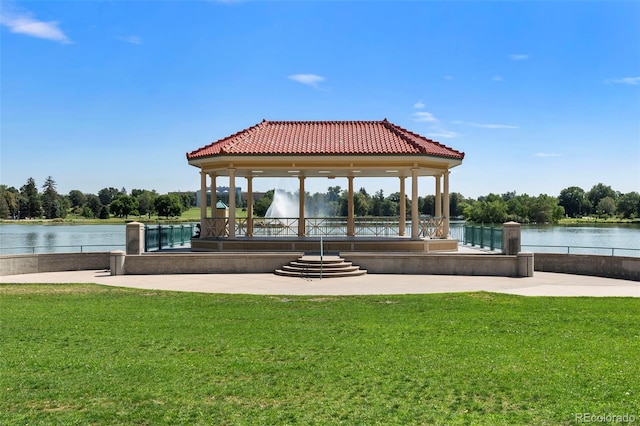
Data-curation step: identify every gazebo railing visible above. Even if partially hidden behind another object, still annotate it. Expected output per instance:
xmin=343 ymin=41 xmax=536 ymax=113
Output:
xmin=200 ymin=216 xmax=449 ymax=238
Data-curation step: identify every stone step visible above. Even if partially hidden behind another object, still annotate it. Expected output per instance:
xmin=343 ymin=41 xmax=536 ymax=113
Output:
xmin=274 ymin=268 xmax=367 ymax=278
xmin=274 ymin=254 xmax=367 ymax=278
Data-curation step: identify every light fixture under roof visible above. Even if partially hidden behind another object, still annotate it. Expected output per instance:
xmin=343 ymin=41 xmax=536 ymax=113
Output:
xmin=252 ymin=170 xmax=264 ymax=173
xmin=352 ymin=170 xmax=361 ymax=173
xmin=318 ymin=170 xmax=331 ymax=174
xmin=386 ymin=170 xmax=399 ymax=173
xmin=288 ymin=170 xmax=300 ymax=173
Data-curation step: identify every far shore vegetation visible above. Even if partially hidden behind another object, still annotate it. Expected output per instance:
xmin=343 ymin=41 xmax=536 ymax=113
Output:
xmin=1 ymin=285 xmax=638 ymax=425
xmin=1 ymin=177 xmax=639 ymax=225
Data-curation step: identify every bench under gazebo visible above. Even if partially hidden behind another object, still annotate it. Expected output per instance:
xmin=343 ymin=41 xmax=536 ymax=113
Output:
xmin=186 ymin=119 xmax=464 ymax=252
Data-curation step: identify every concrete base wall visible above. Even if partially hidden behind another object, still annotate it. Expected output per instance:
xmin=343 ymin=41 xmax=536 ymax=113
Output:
xmin=191 ymin=238 xmax=459 ymax=253
xmin=535 ymin=253 xmax=640 ymax=282
xmin=346 ymin=252 xmax=532 ymax=277
xmin=0 ymin=253 xmax=110 ymax=276
xmin=122 ymin=252 xmax=303 ymax=275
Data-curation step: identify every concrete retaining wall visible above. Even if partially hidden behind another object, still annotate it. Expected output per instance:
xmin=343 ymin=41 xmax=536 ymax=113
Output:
xmin=122 ymin=252 xmax=302 ymax=275
xmin=346 ymin=252 xmax=534 ymax=277
xmin=534 ymin=253 xmax=640 ymax=282
xmin=0 ymin=252 xmax=110 ymax=276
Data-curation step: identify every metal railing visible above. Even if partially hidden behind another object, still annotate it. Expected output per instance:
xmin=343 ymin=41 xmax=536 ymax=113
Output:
xmin=0 ymin=244 xmax=124 ymax=254
xmin=522 ymin=244 xmax=640 ymax=257
xmin=463 ymin=224 xmax=503 ymax=251
xmin=145 ymin=224 xmax=196 ymax=252
xmin=201 ymin=216 xmax=452 ymax=238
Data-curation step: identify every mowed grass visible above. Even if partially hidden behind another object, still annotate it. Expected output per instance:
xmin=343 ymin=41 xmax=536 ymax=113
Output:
xmin=1 ymin=285 xmax=638 ymax=425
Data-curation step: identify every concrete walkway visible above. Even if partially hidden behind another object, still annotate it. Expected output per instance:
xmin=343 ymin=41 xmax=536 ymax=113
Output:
xmin=1 ymin=270 xmax=638 ymax=297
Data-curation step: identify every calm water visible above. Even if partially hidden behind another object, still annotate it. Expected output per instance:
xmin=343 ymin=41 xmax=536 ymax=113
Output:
xmin=0 ymin=224 xmax=125 ymax=254
xmin=520 ymin=223 xmax=640 ymax=257
xmin=1 ymin=222 xmax=639 ymax=257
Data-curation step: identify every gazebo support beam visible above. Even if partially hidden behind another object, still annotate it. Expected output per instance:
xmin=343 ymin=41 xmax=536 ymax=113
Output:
xmin=411 ymin=169 xmax=419 ymax=240
xmin=228 ymin=168 xmax=236 ymax=239
xmin=443 ymin=170 xmax=450 ymax=238
xmin=435 ymin=174 xmax=442 ymax=217
xmin=347 ymin=176 xmax=355 ymax=237
xmin=399 ymin=177 xmax=406 ymax=236
xmin=210 ymin=173 xmax=217 ymax=218
xmin=246 ymin=176 xmax=254 ymax=236
xmin=298 ymin=176 xmax=305 ymax=237
xmin=200 ymin=171 xmax=207 ymax=223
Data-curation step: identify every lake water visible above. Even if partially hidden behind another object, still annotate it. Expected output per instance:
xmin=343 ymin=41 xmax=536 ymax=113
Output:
xmin=1 ymin=222 xmax=639 ymax=257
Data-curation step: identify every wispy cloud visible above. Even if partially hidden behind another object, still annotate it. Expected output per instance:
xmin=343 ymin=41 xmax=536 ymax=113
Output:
xmin=443 ymin=75 xmax=454 ymax=80
xmin=117 ymin=35 xmax=143 ymax=45
xmin=492 ymin=76 xmax=503 ymax=82
xmin=427 ymin=129 xmax=460 ymax=139
xmin=0 ymin=4 xmax=72 ymax=44
xmin=288 ymin=73 xmax=325 ymax=89
xmin=535 ymin=152 xmax=561 ymax=158
xmin=605 ymin=76 xmax=640 ymax=85
xmin=411 ymin=111 xmax=438 ymax=122
xmin=453 ymin=120 xmax=518 ymax=129
xmin=509 ymin=54 xmax=530 ymax=61
xmin=414 ymin=100 xmax=425 ymax=109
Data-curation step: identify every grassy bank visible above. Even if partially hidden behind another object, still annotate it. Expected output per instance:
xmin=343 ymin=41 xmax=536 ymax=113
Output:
xmin=1 ymin=285 xmax=638 ymax=425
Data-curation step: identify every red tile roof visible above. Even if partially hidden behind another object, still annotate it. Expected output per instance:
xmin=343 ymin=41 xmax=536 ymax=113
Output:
xmin=187 ymin=119 xmax=464 ymax=160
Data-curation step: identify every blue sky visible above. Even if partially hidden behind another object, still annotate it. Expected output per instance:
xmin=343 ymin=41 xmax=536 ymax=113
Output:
xmin=1 ymin=0 xmax=639 ymax=199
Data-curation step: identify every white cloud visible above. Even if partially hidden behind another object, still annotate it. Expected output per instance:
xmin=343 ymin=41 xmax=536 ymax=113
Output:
xmin=443 ymin=75 xmax=454 ymax=80
xmin=605 ymin=76 xmax=640 ymax=85
xmin=426 ymin=130 xmax=460 ymax=139
xmin=535 ymin=152 xmax=561 ymax=157
xmin=411 ymin=111 xmax=438 ymax=122
xmin=117 ymin=35 xmax=143 ymax=45
xmin=509 ymin=54 xmax=530 ymax=61
xmin=0 ymin=5 xmax=72 ymax=44
xmin=414 ymin=100 xmax=425 ymax=109
xmin=453 ymin=120 xmax=518 ymax=129
xmin=492 ymin=76 xmax=503 ymax=82
xmin=288 ymin=74 xmax=325 ymax=88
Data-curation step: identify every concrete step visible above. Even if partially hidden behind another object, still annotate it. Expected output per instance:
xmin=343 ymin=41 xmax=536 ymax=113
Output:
xmin=275 ymin=254 xmax=367 ymax=278
xmin=274 ymin=268 xmax=367 ymax=278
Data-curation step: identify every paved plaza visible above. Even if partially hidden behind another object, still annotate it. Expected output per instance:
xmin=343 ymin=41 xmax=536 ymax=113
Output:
xmin=1 ymin=269 xmax=638 ymax=297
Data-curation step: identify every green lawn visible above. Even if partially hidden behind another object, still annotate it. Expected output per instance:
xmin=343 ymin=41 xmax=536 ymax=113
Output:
xmin=1 ymin=285 xmax=638 ymax=425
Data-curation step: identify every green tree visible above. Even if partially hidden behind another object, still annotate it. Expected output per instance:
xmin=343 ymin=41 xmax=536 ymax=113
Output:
xmin=616 ymin=192 xmax=640 ymax=219
xmin=135 ymin=190 xmax=158 ymax=218
xmin=86 ymin=194 xmax=103 ymax=218
xmin=41 ymin=176 xmax=62 ymax=219
xmin=20 ymin=177 xmax=42 ymax=219
xmin=253 ymin=190 xmax=274 ymax=217
xmin=155 ymin=194 xmax=184 ymax=218
xmin=463 ymin=194 xmax=508 ymax=223
xmin=529 ymin=194 xmax=564 ymax=223
xmin=558 ymin=186 xmax=588 ymax=218
xmin=596 ymin=196 xmax=616 ymax=217
xmin=0 ymin=185 xmax=19 ymax=219
xmin=587 ymin=183 xmax=617 ymax=215
xmin=68 ymin=190 xmax=86 ymax=209
xmin=98 ymin=187 xmax=121 ymax=206
xmin=110 ymin=195 xmax=139 ymax=218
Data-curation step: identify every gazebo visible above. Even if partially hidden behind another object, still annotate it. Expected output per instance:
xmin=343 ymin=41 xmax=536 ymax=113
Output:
xmin=186 ymin=119 xmax=464 ymax=252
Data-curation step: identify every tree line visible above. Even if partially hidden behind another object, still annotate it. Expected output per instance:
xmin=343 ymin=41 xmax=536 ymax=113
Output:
xmin=0 ymin=177 xmax=196 ymax=220
xmin=1 ymin=177 xmax=638 ymax=224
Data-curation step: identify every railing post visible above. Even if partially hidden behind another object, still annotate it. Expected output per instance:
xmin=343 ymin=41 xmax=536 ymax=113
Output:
xmin=480 ymin=224 xmax=484 ymax=248
xmin=126 ymin=222 xmax=145 ymax=255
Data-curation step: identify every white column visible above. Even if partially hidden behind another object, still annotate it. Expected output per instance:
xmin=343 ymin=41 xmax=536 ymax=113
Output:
xmin=399 ymin=177 xmax=406 ymax=236
xmin=298 ymin=176 xmax=306 ymax=237
xmin=228 ymin=168 xmax=236 ymax=239
xmin=347 ymin=176 xmax=355 ymax=237
xmin=435 ymin=174 xmax=442 ymax=217
xmin=210 ymin=173 xmax=217 ymax=218
xmin=443 ymin=170 xmax=450 ymax=238
xmin=200 ymin=171 xmax=207 ymax=222
xmin=411 ymin=169 xmax=419 ymax=240
xmin=246 ymin=176 xmax=253 ymax=237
